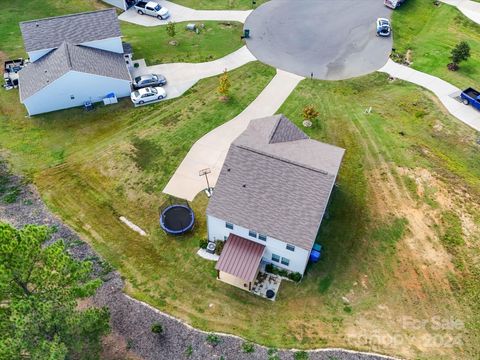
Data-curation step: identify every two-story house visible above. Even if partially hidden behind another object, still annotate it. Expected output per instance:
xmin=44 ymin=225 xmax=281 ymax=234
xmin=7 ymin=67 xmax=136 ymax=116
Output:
xmin=207 ymin=115 xmax=345 ymax=291
xmin=18 ymin=9 xmax=132 ymax=116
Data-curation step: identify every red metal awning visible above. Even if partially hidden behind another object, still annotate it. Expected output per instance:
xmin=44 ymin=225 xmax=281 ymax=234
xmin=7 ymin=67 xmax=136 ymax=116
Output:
xmin=215 ymin=233 xmax=265 ymax=282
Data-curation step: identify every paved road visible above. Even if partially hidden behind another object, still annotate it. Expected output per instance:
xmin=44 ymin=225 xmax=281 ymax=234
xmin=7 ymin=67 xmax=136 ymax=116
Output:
xmin=379 ymin=59 xmax=480 ymax=132
xmin=119 ymin=0 xmax=251 ymax=26
xmin=244 ymin=0 xmax=393 ymax=80
xmin=163 ymin=69 xmax=304 ymax=201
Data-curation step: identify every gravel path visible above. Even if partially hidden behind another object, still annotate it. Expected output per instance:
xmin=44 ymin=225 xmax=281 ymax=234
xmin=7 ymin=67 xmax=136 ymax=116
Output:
xmin=0 ymin=162 xmax=400 ymax=360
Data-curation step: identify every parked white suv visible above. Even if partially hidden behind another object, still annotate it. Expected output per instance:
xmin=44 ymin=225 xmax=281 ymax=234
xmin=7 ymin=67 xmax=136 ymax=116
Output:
xmin=130 ymin=87 xmax=167 ymax=105
xmin=134 ymin=1 xmax=170 ymax=20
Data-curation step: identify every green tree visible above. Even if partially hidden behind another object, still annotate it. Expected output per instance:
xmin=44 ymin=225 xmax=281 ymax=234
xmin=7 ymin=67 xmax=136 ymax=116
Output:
xmin=450 ymin=41 xmax=471 ymax=69
xmin=0 ymin=223 xmax=110 ymax=359
xmin=166 ymin=21 xmax=176 ymax=38
xmin=217 ymin=69 xmax=231 ymax=100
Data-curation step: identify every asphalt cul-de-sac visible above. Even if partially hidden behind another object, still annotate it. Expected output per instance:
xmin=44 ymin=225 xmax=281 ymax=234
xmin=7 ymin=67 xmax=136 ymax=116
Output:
xmin=245 ymin=0 xmax=393 ymax=80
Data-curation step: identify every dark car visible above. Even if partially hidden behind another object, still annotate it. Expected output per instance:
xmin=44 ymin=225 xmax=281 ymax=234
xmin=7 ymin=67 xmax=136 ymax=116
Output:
xmin=133 ymin=74 xmax=167 ymax=89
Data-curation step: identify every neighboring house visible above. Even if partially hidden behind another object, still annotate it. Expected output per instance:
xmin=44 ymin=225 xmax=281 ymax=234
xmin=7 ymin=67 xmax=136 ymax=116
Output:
xmin=207 ymin=115 xmax=345 ymax=291
xmin=18 ymin=9 xmax=132 ymax=116
xmin=102 ymin=0 xmax=137 ymax=11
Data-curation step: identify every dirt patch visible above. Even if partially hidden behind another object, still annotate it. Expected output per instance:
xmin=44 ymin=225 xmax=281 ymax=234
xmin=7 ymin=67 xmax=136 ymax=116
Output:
xmin=102 ymin=332 xmax=143 ymax=360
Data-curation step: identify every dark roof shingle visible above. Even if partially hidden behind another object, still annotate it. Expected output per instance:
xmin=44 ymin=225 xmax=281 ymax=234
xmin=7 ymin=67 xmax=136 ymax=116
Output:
xmin=19 ymin=42 xmax=131 ymax=101
xmin=20 ymin=9 xmax=121 ymax=52
xmin=207 ymin=115 xmax=345 ymax=250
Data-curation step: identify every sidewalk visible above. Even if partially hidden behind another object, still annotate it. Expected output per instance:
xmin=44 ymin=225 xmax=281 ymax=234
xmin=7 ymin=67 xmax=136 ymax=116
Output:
xmin=440 ymin=0 xmax=480 ymax=24
xmin=119 ymin=0 xmax=251 ymax=26
xmin=132 ymin=46 xmax=256 ymax=101
xmin=163 ymin=69 xmax=304 ymax=201
xmin=379 ymin=59 xmax=480 ymax=132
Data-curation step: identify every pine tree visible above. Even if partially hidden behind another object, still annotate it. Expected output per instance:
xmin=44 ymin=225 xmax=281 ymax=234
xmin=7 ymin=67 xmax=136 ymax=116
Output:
xmin=0 ymin=223 xmax=110 ymax=359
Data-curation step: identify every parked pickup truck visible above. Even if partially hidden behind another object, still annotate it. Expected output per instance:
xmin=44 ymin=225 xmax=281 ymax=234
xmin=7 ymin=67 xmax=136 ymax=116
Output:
xmin=384 ymin=0 xmax=406 ymax=9
xmin=135 ymin=1 xmax=170 ymax=19
xmin=461 ymin=87 xmax=480 ymax=110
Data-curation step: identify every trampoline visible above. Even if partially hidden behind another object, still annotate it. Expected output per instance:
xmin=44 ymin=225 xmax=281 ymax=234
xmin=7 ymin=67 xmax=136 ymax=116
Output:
xmin=160 ymin=204 xmax=195 ymax=235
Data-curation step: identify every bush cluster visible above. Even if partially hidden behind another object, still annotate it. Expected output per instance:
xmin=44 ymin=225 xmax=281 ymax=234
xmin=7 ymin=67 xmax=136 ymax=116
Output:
xmin=265 ymin=263 xmax=302 ymax=282
xmin=199 ymin=238 xmax=208 ymax=249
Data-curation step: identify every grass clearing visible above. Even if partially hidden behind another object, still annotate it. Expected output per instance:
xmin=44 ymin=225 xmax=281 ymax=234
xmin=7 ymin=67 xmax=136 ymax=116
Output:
xmin=393 ymin=0 xmax=480 ymax=87
xmin=121 ymin=21 xmax=244 ymax=65
xmin=2 ymin=70 xmax=479 ymax=359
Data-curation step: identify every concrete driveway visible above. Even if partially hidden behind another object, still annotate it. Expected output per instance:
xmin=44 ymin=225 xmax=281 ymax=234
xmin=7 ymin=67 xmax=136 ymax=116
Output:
xmin=244 ymin=0 xmax=393 ymax=80
xmin=131 ymin=46 xmax=256 ymax=100
xmin=119 ymin=0 xmax=251 ymax=26
xmin=163 ymin=69 xmax=304 ymax=201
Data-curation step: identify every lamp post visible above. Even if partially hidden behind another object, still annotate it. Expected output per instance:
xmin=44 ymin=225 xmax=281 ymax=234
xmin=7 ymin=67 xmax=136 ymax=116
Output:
xmin=199 ymin=168 xmax=212 ymax=196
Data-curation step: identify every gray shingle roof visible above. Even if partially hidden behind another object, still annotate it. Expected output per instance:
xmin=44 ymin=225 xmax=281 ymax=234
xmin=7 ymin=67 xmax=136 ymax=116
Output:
xmin=20 ymin=9 xmax=121 ymax=53
xmin=207 ymin=115 xmax=345 ymax=250
xmin=19 ymin=42 xmax=131 ymax=101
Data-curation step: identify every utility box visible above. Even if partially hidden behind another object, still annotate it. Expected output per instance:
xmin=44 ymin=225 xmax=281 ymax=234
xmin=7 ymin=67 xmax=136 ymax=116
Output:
xmin=103 ymin=92 xmax=118 ymax=105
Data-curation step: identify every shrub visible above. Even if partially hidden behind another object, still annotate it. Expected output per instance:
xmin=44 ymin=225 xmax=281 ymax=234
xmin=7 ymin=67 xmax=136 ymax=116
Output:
xmin=206 ymin=333 xmax=221 ymax=346
xmin=166 ymin=21 xmax=176 ymax=38
xmin=185 ymin=345 xmax=193 ymax=357
xmin=302 ymin=105 xmax=319 ymax=121
xmin=215 ymin=240 xmax=225 ymax=255
xmin=3 ymin=187 xmax=20 ymax=203
xmin=151 ymin=322 xmax=163 ymax=334
xmin=450 ymin=41 xmax=470 ymax=67
xmin=288 ymin=272 xmax=302 ymax=282
xmin=294 ymin=351 xmax=309 ymax=360
xmin=268 ymin=348 xmax=280 ymax=360
xmin=241 ymin=341 xmax=255 ymax=353
xmin=278 ymin=268 xmax=289 ymax=277
xmin=265 ymin=263 xmax=274 ymax=273
xmin=199 ymin=238 xmax=208 ymax=249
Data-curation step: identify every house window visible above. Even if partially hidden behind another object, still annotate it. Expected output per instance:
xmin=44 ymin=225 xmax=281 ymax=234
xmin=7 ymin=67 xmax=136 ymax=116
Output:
xmin=225 ymin=222 xmax=233 ymax=230
xmin=286 ymin=244 xmax=295 ymax=252
xmin=271 ymin=254 xmax=280 ymax=263
xmin=70 ymin=95 xmax=75 ymax=100
xmin=258 ymin=234 xmax=267 ymax=241
xmin=281 ymin=257 xmax=290 ymax=266
xmin=248 ymin=230 xmax=257 ymax=238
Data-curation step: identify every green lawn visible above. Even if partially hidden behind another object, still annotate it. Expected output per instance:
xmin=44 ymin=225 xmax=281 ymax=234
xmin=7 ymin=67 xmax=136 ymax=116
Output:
xmin=172 ymin=0 xmax=268 ymax=10
xmin=3 ymin=71 xmax=479 ymax=359
xmin=393 ymin=0 xmax=480 ymax=88
xmin=121 ymin=21 xmax=244 ymax=65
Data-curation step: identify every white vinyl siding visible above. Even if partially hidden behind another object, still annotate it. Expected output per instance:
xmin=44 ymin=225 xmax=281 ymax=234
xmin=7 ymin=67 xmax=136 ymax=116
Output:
xmin=207 ymin=214 xmax=310 ymax=274
xmin=22 ymin=70 xmax=131 ymax=116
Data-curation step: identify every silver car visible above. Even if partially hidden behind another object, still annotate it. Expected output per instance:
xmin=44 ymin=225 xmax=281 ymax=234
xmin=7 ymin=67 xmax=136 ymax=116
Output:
xmin=130 ymin=87 xmax=167 ymax=105
xmin=133 ymin=74 xmax=167 ymax=89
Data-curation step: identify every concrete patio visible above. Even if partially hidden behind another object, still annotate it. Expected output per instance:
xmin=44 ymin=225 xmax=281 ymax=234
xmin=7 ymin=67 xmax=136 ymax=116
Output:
xmin=251 ymin=264 xmax=282 ymax=301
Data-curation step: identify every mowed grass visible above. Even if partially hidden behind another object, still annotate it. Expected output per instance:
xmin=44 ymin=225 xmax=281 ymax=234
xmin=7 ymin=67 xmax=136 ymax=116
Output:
xmin=121 ymin=21 xmax=244 ymax=65
xmin=3 ymin=71 xmax=479 ymax=359
xmin=172 ymin=0 xmax=268 ymax=10
xmin=393 ymin=0 xmax=480 ymax=87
